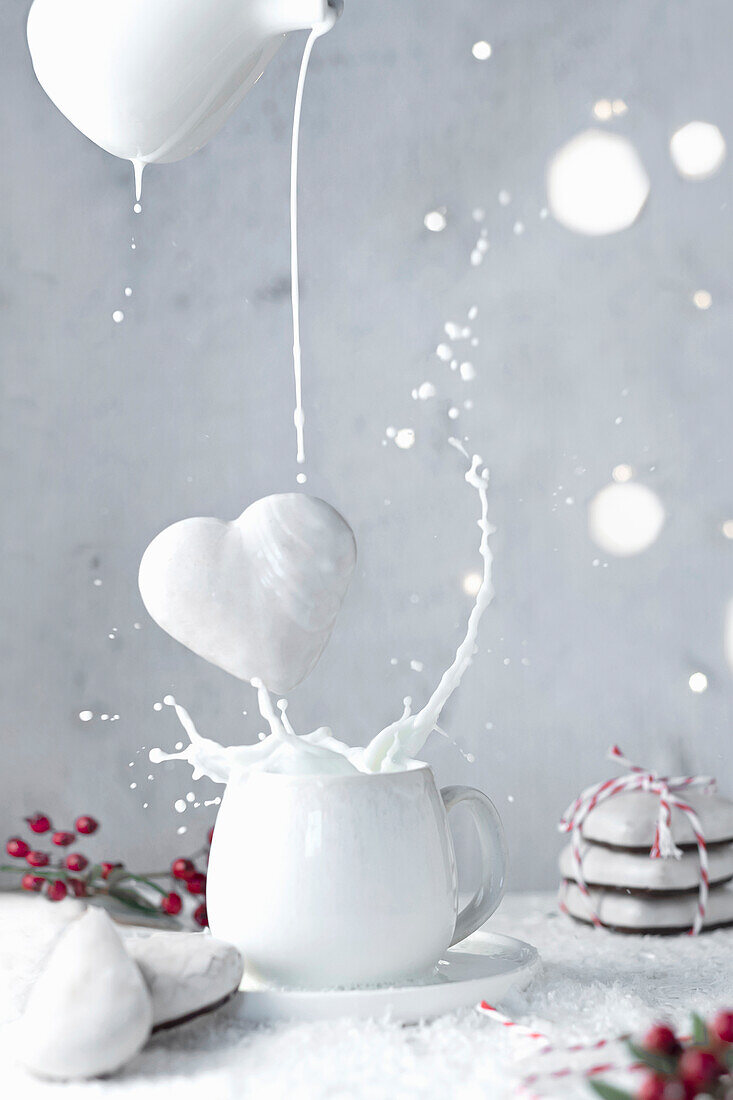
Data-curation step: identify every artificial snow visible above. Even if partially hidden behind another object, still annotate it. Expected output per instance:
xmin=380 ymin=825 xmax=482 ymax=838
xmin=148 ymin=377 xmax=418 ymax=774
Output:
xmin=1 ymin=893 xmax=732 ymax=1098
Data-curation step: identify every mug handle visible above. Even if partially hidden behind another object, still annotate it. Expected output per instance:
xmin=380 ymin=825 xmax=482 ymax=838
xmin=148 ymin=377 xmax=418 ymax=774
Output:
xmin=441 ymin=785 xmax=507 ymax=947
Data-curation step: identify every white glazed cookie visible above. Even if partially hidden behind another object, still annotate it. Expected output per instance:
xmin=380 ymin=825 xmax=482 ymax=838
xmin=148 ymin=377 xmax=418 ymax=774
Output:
xmin=138 ymin=494 xmax=356 ymax=694
xmin=581 ymin=790 xmax=733 ymax=849
xmin=126 ymin=931 xmax=244 ymax=1028
xmin=560 ymin=880 xmax=733 ymax=932
xmin=16 ymin=909 xmax=152 ymax=1079
xmin=559 ymin=840 xmax=733 ymax=892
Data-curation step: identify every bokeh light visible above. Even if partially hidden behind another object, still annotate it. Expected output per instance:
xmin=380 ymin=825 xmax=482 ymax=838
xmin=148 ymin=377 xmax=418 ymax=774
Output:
xmin=547 ymin=130 xmax=650 ymax=236
xmin=463 ymin=572 xmax=482 ymax=596
xmin=588 ymin=482 xmax=665 ymax=556
xmin=670 ymin=121 xmax=726 ymax=180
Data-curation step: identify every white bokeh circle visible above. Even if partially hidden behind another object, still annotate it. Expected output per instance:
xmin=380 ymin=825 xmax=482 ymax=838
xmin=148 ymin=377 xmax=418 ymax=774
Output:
xmin=547 ymin=129 xmax=650 ymax=236
xmin=588 ymin=482 xmax=665 ymax=556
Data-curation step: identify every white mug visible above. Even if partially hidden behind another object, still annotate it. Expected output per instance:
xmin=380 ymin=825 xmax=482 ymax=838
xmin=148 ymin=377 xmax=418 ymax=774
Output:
xmin=207 ymin=764 xmax=506 ymax=989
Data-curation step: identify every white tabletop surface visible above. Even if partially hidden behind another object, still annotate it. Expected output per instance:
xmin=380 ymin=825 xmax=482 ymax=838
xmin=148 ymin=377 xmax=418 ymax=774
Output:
xmin=2 ymin=891 xmax=732 ymax=1099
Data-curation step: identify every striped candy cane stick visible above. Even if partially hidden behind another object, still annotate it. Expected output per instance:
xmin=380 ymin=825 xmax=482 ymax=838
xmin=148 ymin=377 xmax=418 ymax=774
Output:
xmin=559 ymin=747 xmax=715 ymax=935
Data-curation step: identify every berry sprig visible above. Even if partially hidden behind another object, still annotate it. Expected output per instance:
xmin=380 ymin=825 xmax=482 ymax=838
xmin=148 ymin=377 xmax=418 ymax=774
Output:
xmin=590 ymin=1012 xmax=733 ymax=1100
xmin=2 ymin=812 xmax=212 ymax=928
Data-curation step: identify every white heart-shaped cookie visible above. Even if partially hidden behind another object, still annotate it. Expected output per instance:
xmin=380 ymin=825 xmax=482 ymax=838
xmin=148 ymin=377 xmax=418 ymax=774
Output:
xmin=138 ymin=494 xmax=356 ymax=693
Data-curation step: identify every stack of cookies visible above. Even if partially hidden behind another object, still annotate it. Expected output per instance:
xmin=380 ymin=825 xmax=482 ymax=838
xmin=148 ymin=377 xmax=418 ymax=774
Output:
xmin=558 ymin=788 xmax=733 ymax=933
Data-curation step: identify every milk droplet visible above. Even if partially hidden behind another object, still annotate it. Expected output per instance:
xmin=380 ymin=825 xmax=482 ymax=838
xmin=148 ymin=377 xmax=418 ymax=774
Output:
xmin=296 ymin=472 xmax=307 ymax=484
xmin=693 ymin=289 xmax=712 ymax=310
xmin=436 ymin=344 xmax=452 ymax=361
xmin=153 ymin=702 xmax=163 ymax=711
xmin=448 ymin=407 xmax=460 ymax=420
xmin=424 ymin=210 xmax=447 ymax=232
xmin=124 ymin=287 xmax=132 ymax=297
xmin=417 ymin=382 xmax=436 ymax=400
xmin=174 ymin=800 xmax=186 ymax=813
xmin=471 ymin=40 xmax=492 ymax=60
xmin=163 ymin=695 xmax=175 ymax=706
xmin=670 ymin=121 xmax=726 ymax=180
xmin=112 ymin=310 xmax=124 ymax=324
xmin=79 ymin=711 xmax=93 ymax=722
xmin=394 ymin=428 xmax=415 ymax=449
xmin=459 ymin=362 xmax=476 ymax=381
xmin=93 ymin=578 xmax=102 ymax=587
xmin=688 ymin=672 xmax=708 ymax=694
xmin=612 ymin=463 xmax=634 ymax=483
xmin=498 ymin=190 xmax=511 ymax=206
xmin=721 ymin=520 xmax=733 ymax=539
xmin=410 ymin=660 xmax=424 ymax=672
xmin=176 ymin=826 xmax=187 ymax=835
xmin=133 ymin=203 xmax=142 ymax=215
xmin=186 ymin=792 xmax=195 ymax=803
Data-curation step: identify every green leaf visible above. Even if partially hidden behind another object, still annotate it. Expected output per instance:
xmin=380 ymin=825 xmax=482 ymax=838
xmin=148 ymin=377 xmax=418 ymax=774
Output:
xmin=108 ymin=885 xmax=163 ymax=916
xmin=691 ymin=1012 xmax=709 ymax=1046
xmin=117 ymin=872 xmax=169 ymax=898
xmin=626 ymin=1041 xmax=676 ymax=1076
xmin=589 ymin=1082 xmax=635 ymax=1100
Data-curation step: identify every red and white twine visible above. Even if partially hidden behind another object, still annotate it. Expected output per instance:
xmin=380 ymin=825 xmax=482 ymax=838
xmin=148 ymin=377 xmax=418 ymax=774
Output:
xmin=559 ymin=745 xmax=715 ymax=935
xmin=476 ymin=1002 xmax=691 ymax=1097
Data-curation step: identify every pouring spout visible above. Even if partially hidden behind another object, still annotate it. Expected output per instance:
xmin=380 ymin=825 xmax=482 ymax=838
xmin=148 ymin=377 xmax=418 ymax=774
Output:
xmin=262 ymin=0 xmax=343 ymax=36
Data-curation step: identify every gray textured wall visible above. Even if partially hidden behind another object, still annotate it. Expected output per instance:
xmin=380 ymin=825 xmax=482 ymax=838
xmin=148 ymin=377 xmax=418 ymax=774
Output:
xmin=2 ymin=0 xmax=733 ymax=891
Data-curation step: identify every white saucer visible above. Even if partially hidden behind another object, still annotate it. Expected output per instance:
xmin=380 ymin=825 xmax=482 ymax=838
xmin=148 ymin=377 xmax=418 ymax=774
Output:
xmin=235 ymin=931 xmax=539 ymax=1023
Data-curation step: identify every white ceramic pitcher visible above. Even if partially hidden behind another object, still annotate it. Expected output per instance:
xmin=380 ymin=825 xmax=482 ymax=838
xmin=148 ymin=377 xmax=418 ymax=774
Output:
xmin=27 ymin=0 xmax=342 ymax=165
xmin=207 ymin=764 xmax=507 ymax=989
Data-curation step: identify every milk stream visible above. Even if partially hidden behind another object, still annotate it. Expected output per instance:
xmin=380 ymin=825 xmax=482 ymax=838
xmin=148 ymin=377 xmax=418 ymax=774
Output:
xmin=149 ymin=446 xmax=494 ymax=780
xmin=290 ymin=25 xmax=330 ymax=470
xmin=128 ymin=24 xmax=325 ymax=471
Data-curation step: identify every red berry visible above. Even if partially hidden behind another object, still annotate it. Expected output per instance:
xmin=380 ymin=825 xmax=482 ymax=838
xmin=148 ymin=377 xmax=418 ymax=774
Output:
xmin=46 ymin=880 xmax=68 ymax=902
xmin=711 ymin=1009 xmax=733 ymax=1044
xmin=678 ymin=1048 xmax=722 ymax=1090
xmin=75 ymin=815 xmax=98 ymax=835
xmin=6 ymin=837 xmax=30 ymax=858
xmin=67 ymin=878 xmax=87 ymax=897
xmin=26 ymin=813 xmax=51 ymax=834
xmin=643 ymin=1025 xmax=680 ymax=1057
xmin=101 ymin=861 xmax=122 ymax=879
xmin=637 ymin=1073 xmax=667 ymax=1100
xmin=21 ymin=873 xmax=44 ymax=892
xmin=26 ymin=850 xmax=49 ymax=867
xmin=65 ymin=853 xmax=88 ymax=872
xmin=186 ymin=872 xmax=206 ymax=895
xmin=161 ymin=892 xmax=182 ymax=915
xmin=171 ymin=858 xmax=195 ymax=881
xmin=52 ymin=831 xmax=75 ymax=847
xmin=193 ymin=903 xmax=208 ymax=927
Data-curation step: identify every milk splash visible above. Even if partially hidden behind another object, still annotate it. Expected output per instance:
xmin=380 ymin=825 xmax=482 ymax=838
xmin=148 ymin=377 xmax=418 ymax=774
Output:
xmin=149 ymin=443 xmax=494 ymax=781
